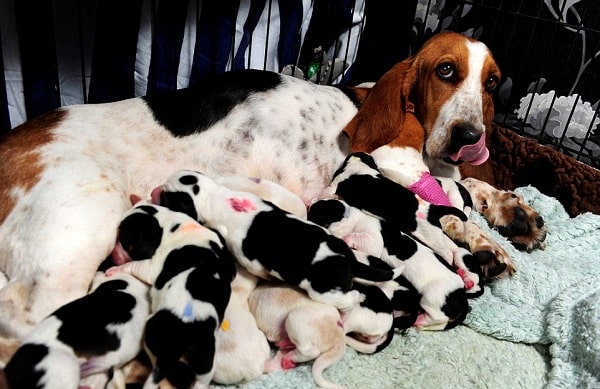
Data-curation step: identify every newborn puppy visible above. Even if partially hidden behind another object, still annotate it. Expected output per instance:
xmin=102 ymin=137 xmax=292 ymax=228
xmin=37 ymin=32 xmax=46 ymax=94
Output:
xmin=309 ymin=198 xmax=474 ymax=330
xmin=106 ymin=201 xmax=236 ymax=388
xmin=248 ymin=282 xmax=346 ymax=389
xmin=4 ymin=273 xmax=149 ymax=389
xmin=154 ymin=170 xmax=398 ymax=312
xmin=212 ymin=264 xmax=270 ymax=385
xmin=343 ymin=281 xmax=394 ymax=354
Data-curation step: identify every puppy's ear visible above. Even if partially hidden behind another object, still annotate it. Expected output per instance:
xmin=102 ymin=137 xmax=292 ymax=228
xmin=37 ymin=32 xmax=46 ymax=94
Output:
xmin=130 ymin=193 xmax=143 ymax=205
xmin=343 ymin=57 xmax=418 ymax=152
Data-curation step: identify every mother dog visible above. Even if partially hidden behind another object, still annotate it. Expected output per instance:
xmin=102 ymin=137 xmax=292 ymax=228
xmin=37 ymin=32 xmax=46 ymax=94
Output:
xmin=0 ymin=32 xmax=525 ymax=346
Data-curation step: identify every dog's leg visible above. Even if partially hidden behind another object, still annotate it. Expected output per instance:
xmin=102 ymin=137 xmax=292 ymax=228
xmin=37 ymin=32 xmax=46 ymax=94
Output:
xmin=0 ymin=186 xmax=129 ymax=339
xmin=440 ymin=215 xmax=514 ymax=278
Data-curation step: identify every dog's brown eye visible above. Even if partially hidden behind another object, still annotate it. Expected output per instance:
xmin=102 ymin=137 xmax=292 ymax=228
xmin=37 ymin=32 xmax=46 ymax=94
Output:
xmin=481 ymin=199 xmax=488 ymax=210
xmin=485 ymin=75 xmax=499 ymax=92
xmin=436 ymin=63 xmax=455 ymax=80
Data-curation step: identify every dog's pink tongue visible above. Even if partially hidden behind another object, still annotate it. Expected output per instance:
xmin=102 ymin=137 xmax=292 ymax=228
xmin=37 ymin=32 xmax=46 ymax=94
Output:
xmin=449 ymin=133 xmax=489 ymax=165
xmin=111 ymin=241 xmax=131 ymax=265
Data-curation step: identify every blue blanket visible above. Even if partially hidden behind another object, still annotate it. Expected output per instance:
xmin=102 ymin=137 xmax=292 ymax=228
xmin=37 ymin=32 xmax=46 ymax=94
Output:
xmin=465 ymin=186 xmax=600 ymax=388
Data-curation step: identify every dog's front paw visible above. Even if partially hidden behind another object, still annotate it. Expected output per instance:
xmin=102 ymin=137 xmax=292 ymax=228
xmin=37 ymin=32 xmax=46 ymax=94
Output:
xmin=460 ymin=178 xmax=547 ymax=252
xmin=440 ymin=215 xmax=515 ymax=279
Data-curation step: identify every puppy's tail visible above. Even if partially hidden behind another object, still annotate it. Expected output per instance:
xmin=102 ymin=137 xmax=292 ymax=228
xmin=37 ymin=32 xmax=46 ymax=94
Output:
xmin=311 ymin=336 xmax=346 ymax=389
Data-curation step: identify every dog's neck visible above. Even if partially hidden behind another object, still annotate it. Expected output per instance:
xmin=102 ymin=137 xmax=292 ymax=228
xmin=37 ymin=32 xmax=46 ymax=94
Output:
xmin=425 ymin=155 xmax=462 ymax=180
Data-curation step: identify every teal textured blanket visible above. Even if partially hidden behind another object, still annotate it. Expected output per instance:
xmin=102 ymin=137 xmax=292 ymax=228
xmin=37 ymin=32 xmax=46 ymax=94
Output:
xmin=219 ymin=186 xmax=600 ymax=388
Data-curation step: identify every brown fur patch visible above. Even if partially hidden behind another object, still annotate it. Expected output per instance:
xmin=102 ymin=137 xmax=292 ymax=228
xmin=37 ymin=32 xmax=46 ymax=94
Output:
xmin=0 ymin=337 xmax=20 ymax=365
xmin=0 ymin=109 xmax=63 ymax=224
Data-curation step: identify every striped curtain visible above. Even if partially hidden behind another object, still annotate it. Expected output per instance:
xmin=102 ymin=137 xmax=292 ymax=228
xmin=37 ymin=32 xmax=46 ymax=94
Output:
xmin=0 ymin=0 xmax=366 ymax=132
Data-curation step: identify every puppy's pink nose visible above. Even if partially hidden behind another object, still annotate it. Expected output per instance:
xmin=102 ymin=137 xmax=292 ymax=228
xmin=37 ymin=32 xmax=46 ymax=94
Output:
xmin=150 ymin=185 xmax=163 ymax=204
xmin=111 ymin=241 xmax=131 ymax=265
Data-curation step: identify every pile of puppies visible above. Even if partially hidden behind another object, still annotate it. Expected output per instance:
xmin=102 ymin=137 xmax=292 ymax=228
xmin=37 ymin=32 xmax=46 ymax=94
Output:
xmin=3 ymin=154 xmax=495 ymax=389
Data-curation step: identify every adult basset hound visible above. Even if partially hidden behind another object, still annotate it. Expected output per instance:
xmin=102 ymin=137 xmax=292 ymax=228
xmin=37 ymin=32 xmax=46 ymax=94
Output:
xmin=0 ymin=31 xmax=545 ymax=358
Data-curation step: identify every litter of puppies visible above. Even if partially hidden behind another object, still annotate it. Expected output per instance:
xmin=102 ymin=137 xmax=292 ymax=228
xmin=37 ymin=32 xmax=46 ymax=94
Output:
xmin=3 ymin=159 xmax=495 ymax=389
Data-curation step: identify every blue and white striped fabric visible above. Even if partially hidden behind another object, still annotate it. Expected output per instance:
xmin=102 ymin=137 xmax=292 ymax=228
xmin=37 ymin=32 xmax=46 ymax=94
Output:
xmin=0 ymin=0 xmax=365 ymax=132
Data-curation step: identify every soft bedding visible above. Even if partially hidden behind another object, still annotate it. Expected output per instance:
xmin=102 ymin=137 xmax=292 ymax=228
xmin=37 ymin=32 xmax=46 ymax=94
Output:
xmin=217 ymin=185 xmax=600 ymax=389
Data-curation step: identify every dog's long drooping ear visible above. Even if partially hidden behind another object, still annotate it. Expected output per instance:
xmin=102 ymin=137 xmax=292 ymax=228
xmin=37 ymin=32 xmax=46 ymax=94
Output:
xmin=343 ymin=57 xmax=420 ymax=153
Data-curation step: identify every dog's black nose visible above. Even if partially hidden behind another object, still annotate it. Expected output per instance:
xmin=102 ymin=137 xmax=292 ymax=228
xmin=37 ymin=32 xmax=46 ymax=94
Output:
xmin=535 ymin=216 xmax=545 ymax=229
xmin=451 ymin=124 xmax=482 ymax=147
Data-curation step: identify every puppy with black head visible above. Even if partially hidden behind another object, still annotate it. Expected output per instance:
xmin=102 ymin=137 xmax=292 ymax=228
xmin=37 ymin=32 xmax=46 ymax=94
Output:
xmin=309 ymin=198 xmax=476 ymax=330
xmin=153 ymin=170 xmax=399 ymax=313
xmin=318 ymin=153 xmax=489 ymax=282
xmin=343 ymin=281 xmax=395 ymax=354
xmin=4 ymin=272 xmax=149 ymax=389
xmin=106 ymin=201 xmax=236 ymax=388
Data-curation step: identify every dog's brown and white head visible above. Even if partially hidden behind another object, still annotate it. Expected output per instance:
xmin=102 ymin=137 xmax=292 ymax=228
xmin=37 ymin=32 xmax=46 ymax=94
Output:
xmin=460 ymin=177 xmax=547 ymax=252
xmin=344 ymin=31 xmax=501 ymax=181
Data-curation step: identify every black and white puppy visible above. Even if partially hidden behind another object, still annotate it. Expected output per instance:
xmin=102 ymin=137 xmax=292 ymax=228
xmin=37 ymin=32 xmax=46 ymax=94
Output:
xmin=106 ymin=201 xmax=236 ymax=388
xmin=318 ymin=153 xmax=484 ymax=283
xmin=343 ymin=281 xmax=395 ymax=354
xmin=309 ymin=198 xmax=475 ymax=330
xmin=154 ymin=169 xmax=399 ymax=313
xmin=4 ymin=272 xmax=149 ymax=389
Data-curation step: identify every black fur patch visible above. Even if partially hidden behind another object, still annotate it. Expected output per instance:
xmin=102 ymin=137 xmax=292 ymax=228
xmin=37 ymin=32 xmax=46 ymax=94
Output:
xmin=426 ymin=204 xmax=467 ymax=228
xmin=242 ymin=209 xmax=354 ymax=292
xmin=335 ymin=174 xmax=420 ymax=232
xmin=54 ymin=279 xmax=136 ymax=355
xmin=440 ymin=289 xmax=469 ymax=329
xmin=4 ymin=343 xmax=48 ymax=388
xmin=142 ymin=70 xmax=281 ymax=137
xmin=456 ymin=182 xmax=473 ymax=209
xmin=380 ymin=221 xmax=419 ymax=260
xmin=118 ymin=212 xmax=163 ymax=261
xmin=159 ymin=191 xmax=198 ymax=221
xmin=352 ymin=282 xmax=392 ymax=314
xmin=307 ymin=199 xmax=346 ymax=228
xmin=144 ymin=310 xmax=218 ymax=384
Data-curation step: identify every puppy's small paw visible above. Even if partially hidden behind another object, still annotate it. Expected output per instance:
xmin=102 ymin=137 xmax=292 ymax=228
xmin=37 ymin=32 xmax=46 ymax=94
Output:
xmin=456 ymin=267 xmax=483 ymax=296
xmin=105 ymin=266 xmax=122 ymax=277
xmin=456 ymin=269 xmax=474 ymax=290
xmin=281 ymin=353 xmax=297 ymax=370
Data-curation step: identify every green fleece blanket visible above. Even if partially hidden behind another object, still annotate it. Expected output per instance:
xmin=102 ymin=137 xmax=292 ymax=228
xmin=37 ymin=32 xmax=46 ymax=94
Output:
xmin=218 ymin=186 xmax=600 ymax=389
